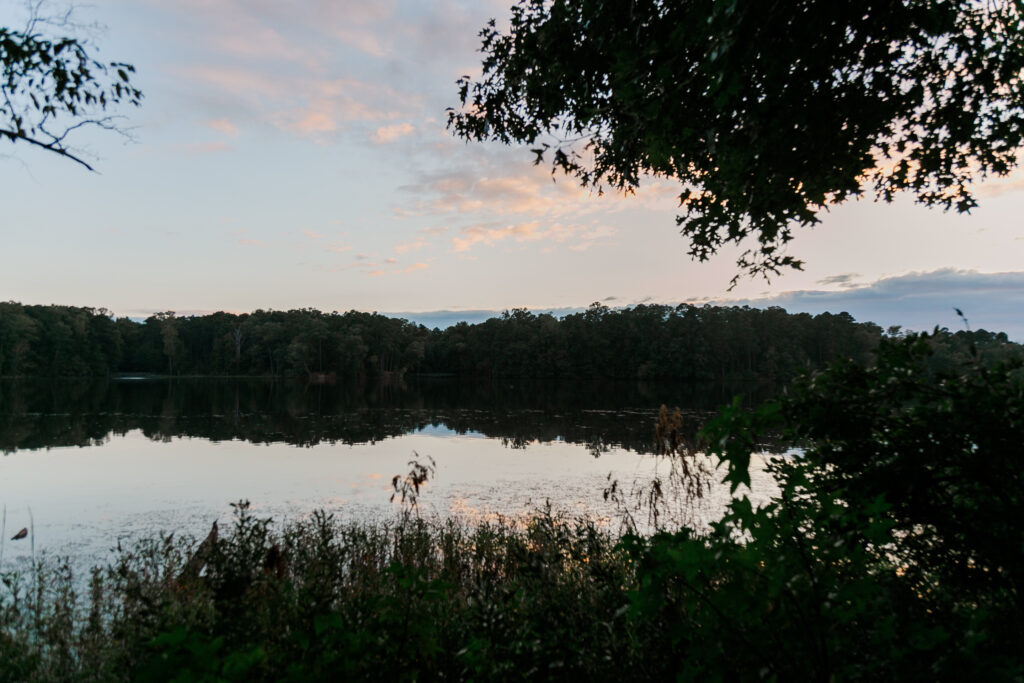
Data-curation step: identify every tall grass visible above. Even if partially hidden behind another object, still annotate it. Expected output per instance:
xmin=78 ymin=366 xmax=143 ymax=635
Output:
xmin=0 ymin=503 xmax=657 ymax=681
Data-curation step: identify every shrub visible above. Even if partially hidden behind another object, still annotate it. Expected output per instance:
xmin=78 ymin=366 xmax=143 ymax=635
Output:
xmin=627 ymin=333 xmax=1024 ymax=680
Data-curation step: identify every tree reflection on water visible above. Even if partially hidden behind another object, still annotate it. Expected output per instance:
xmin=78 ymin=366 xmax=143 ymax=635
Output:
xmin=0 ymin=377 xmax=784 ymax=455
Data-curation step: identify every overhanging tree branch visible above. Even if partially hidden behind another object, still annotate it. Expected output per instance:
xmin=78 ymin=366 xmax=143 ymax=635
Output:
xmin=1 ymin=5 xmax=142 ymax=172
xmin=0 ymin=126 xmax=95 ymax=170
xmin=450 ymin=0 xmax=1024 ymax=283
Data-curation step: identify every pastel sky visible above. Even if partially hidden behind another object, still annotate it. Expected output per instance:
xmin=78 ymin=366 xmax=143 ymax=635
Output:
xmin=2 ymin=1 xmax=1023 ymax=336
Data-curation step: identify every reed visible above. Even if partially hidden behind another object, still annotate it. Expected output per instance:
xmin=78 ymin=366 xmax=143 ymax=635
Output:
xmin=0 ymin=504 xmax=647 ymax=681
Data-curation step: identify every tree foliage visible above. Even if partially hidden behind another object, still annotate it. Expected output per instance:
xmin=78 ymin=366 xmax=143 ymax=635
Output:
xmin=423 ymin=303 xmax=885 ymax=381
xmin=4 ymin=301 xmax=1022 ymax=383
xmin=628 ymin=333 xmax=1024 ymax=679
xmin=0 ymin=301 xmax=896 ymax=381
xmin=450 ymin=0 xmax=1024 ymax=282
xmin=1 ymin=6 xmax=142 ymax=170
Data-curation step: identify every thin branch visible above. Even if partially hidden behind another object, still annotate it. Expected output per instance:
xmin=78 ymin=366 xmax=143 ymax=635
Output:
xmin=0 ymin=128 xmax=95 ymax=170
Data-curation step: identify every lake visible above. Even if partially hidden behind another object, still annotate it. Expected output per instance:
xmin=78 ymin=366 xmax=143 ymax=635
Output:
xmin=0 ymin=377 xmax=780 ymax=572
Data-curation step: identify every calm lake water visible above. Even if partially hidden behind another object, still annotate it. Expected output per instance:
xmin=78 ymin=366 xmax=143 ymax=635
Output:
xmin=0 ymin=378 xmax=780 ymax=571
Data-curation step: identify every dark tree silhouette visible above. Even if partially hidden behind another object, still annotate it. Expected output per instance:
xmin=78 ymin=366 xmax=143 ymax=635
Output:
xmin=450 ymin=1 xmax=1024 ymax=283
xmin=1 ymin=3 xmax=142 ymax=170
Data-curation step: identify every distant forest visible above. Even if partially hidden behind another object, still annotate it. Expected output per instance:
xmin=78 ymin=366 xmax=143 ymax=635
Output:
xmin=0 ymin=301 xmax=1018 ymax=382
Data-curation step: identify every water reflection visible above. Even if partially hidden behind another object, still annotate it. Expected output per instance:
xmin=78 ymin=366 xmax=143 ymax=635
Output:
xmin=0 ymin=377 xmax=778 ymax=455
xmin=0 ymin=378 xmax=782 ymax=572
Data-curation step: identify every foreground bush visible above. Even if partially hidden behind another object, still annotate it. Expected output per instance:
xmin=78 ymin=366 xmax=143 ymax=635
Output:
xmin=628 ymin=332 xmax=1024 ymax=681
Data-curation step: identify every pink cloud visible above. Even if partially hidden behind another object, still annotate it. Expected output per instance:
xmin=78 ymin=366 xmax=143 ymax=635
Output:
xmin=394 ymin=238 xmax=427 ymax=254
xmin=177 ymin=66 xmax=418 ymax=142
xmin=398 ymin=163 xmax=609 ymax=220
xmin=452 ymin=221 xmax=540 ymax=252
xmin=178 ymin=141 xmax=231 ymax=156
xmin=364 ymin=260 xmax=431 ymax=277
xmin=451 ymin=221 xmax=616 ymax=252
xmin=392 ymin=225 xmax=447 ymax=255
xmin=213 ymin=25 xmax=325 ymax=70
xmin=396 ymin=150 xmax=684 ymax=231
xmin=291 ymin=111 xmax=337 ymax=134
xmin=977 ymin=171 xmax=1024 ymax=199
xmin=372 ymin=122 xmax=415 ymax=143
xmin=333 ymin=25 xmax=391 ymax=57
xmin=269 ymin=80 xmax=414 ymax=140
xmin=178 ymin=65 xmax=285 ymax=98
xmin=206 ymin=118 xmax=239 ymax=137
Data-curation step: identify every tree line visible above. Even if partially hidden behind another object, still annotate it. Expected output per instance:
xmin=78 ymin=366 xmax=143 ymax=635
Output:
xmin=0 ymin=300 xmax=1018 ymax=382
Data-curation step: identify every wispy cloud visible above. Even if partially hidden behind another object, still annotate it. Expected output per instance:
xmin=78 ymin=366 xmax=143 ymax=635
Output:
xmin=404 ymin=262 xmax=429 ymax=273
xmin=205 ymin=118 xmax=240 ymax=137
xmin=816 ymin=273 xmax=862 ymax=288
xmin=393 ymin=226 xmax=447 ymax=254
xmin=392 ymin=153 xmax=675 ymax=259
xmin=451 ymin=220 xmax=615 ymax=253
xmin=179 ymin=65 xmax=284 ymax=99
xmin=178 ymin=65 xmax=416 ymax=140
xmin=976 ymin=170 xmax=1024 ymax=199
xmin=394 ymin=238 xmax=429 ymax=254
xmin=372 ymin=122 xmax=416 ymax=144
xmin=177 ymin=141 xmax=232 ymax=156
xmin=229 ymin=228 xmax=265 ymax=247
xmin=167 ymin=1 xmax=425 ymax=142
xmin=333 ymin=24 xmax=392 ymax=57
xmin=212 ymin=24 xmax=325 ymax=70
xmin=398 ymin=164 xmax=600 ymax=218
xmin=366 ymin=260 xmax=430 ymax=277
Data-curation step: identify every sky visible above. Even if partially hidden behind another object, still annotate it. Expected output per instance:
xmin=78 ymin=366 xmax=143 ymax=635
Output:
xmin=2 ymin=0 xmax=1024 ymax=337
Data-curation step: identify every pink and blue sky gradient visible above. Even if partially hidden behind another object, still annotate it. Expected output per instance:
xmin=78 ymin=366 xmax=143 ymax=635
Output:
xmin=3 ymin=1 xmax=1024 ymax=336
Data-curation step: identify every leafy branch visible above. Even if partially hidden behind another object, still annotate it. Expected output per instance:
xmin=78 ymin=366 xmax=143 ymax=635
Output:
xmin=0 ymin=7 xmax=142 ymax=171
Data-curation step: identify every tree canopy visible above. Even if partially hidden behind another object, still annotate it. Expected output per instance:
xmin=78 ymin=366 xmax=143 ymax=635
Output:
xmin=4 ymin=300 xmax=1020 ymax=385
xmin=0 ymin=8 xmax=142 ymax=170
xmin=449 ymin=0 xmax=1024 ymax=283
